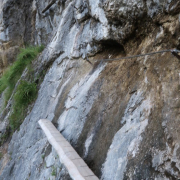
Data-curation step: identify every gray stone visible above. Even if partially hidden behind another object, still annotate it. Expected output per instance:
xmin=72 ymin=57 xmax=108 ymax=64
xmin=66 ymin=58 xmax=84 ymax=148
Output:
xmin=0 ymin=0 xmax=180 ymax=180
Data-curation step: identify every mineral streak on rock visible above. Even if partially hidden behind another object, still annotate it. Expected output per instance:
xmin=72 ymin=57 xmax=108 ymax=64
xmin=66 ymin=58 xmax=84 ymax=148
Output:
xmin=0 ymin=0 xmax=180 ymax=180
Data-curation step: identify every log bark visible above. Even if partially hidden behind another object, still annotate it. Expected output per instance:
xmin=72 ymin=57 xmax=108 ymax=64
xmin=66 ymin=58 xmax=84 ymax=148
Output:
xmin=171 ymin=51 xmax=180 ymax=60
xmin=42 ymin=0 xmax=56 ymax=13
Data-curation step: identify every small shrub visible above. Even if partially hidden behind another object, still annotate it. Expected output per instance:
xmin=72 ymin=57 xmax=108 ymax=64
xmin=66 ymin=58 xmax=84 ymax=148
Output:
xmin=9 ymin=80 xmax=38 ymax=131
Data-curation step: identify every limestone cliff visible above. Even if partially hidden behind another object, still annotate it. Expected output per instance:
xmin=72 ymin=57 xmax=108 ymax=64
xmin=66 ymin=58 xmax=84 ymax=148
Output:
xmin=0 ymin=0 xmax=180 ymax=180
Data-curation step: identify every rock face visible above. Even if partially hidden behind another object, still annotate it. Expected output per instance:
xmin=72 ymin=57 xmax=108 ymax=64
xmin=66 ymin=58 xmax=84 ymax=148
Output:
xmin=0 ymin=0 xmax=35 ymax=72
xmin=0 ymin=0 xmax=180 ymax=180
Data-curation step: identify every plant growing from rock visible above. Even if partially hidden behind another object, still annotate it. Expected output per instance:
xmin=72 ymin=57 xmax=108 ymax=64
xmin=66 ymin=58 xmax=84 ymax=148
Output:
xmin=0 ymin=152 xmax=2 ymax=160
xmin=0 ymin=45 xmax=45 ymax=133
xmin=0 ymin=46 xmax=44 ymax=107
xmin=9 ymin=80 xmax=38 ymax=131
xmin=51 ymin=166 xmax=57 ymax=176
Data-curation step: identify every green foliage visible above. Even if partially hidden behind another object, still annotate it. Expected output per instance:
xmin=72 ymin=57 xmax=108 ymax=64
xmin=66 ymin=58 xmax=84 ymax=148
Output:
xmin=41 ymin=154 xmax=45 ymax=160
xmin=0 ymin=152 xmax=2 ymax=160
xmin=51 ymin=166 xmax=57 ymax=176
xmin=0 ymin=46 xmax=44 ymax=106
xmin=9 ymin=81 xmax=38 ymax=131
xmin=14 ymin=81 xmax=37 ymax=107
xmin=4 ymin=87 xmax=13 ymax=107
xmin=0 ymin=45 xmax=45 ymax=142
xmin=0 ymin=127 xmax=11 ymax=146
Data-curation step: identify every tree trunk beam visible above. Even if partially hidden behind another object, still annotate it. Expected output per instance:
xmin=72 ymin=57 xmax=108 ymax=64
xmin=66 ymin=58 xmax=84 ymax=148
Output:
xmin=42 ymin=0 xmax=56 ymax=13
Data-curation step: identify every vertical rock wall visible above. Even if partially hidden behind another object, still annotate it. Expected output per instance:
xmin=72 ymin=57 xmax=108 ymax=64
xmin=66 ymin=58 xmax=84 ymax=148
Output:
xmin=0 ymin=0 xmax=180 ymax=180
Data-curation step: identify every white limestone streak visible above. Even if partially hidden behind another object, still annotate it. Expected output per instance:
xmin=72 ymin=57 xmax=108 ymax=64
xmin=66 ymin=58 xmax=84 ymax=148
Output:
xmin=101 ymin=91 xmax=152 ymax=180
xmin=84 ymin=133 xmax=94 ymax=157
xmin=58 ymin=63 xmax=106 ymax=142
xmin=89 ymin=0 xmax=108 ymax=25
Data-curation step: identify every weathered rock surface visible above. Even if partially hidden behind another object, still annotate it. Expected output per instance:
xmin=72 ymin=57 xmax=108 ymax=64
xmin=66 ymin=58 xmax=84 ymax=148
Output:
xmin=0 ymin=0 xmax=180 ymax=180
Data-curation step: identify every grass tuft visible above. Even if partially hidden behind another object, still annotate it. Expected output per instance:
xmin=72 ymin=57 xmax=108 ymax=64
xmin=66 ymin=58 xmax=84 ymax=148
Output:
xmin=9 ymin=80 xmax=38 ymax=131
xmin=0 ymin=46 xmax=44 ymax=107
xmin=14 ymin=81 xmax=37 ymax=107
xmin=51 ymin=166 xmax=57 ymax=176
xmin=0 ymin=152 xmax=2 ymax=160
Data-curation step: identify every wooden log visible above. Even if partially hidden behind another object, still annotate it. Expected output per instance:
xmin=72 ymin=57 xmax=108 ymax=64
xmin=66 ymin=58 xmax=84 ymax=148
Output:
xmin=171 ymin=51 xmax=180 ymax=60
xmin=42 ymin=0 xmax=56 ymax=13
